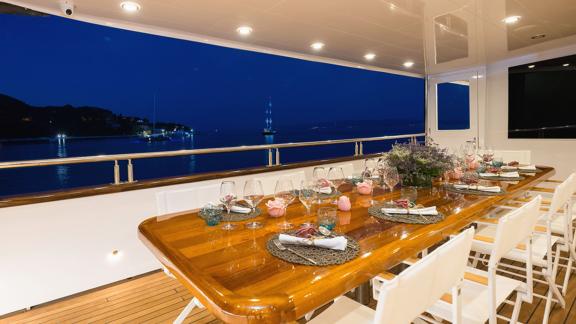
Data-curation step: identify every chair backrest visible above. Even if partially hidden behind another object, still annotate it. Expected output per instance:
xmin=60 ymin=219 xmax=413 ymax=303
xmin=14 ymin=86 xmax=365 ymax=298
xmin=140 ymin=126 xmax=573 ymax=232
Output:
xmin=489 ymin=196 xmax=542 ymax=267
xmin=549 ymin=173 xmax=575 ymax=215
xmin=373 ymin=228 xmax=474 ymax=324
xmin=156 ymin=183 xmax=220 ymax=214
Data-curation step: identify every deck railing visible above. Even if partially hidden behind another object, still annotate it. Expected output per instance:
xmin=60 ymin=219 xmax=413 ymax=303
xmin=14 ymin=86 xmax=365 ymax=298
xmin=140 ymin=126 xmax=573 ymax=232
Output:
xmin=0 ymin=133 xmax=425 ymax=184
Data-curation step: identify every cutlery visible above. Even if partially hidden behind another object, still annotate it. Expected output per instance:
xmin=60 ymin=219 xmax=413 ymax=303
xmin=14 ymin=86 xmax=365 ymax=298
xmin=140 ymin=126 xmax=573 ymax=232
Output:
xmin=273 ymin=239 xmax=318 ymax=265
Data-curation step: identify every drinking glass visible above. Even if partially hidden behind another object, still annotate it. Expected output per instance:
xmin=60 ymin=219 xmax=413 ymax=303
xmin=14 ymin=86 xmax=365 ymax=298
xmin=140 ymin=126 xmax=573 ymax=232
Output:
xmin=275 ymin=178 xmax=296 ymax=230
xmin=492 ymin=156 xmax=504 ymax=168
xmin=364 ymin=158 xmax=378 ymax=171
xmin=328 ymin=167 xmax=345 ymax=191
xmin=243 ymin=179 xmax=264 ymax=229
xmin=299 ymin=180 xmax=318 ymax=215
xmin=219 ymin=181 xmax=237 ymax=230
xmin=313 ymin=167 xmax=327 ymax=181
xmin=317 ymin=207 xmax=337 ymax=231
xmin=482 ymin=146 xmax=494 ymax=164
xmin=383 ymin=167 xmax=400 ymax=202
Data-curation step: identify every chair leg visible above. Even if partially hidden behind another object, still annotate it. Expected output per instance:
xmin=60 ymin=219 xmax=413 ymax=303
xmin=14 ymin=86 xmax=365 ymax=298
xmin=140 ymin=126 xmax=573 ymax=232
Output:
xmin=173 ymin=297 xmax=201 ymax=324
xmin=562 ymin=248 xmax=573 ymax=295
xmin=510 ymin=293 xmax=523 ymax=324
xmin=544 ymin=246 xmax=566 ymax=309
xmin=543 ymin=289 xmax=553 ymax=324
xmin=451 ymin=284 xmax=462 ymax=324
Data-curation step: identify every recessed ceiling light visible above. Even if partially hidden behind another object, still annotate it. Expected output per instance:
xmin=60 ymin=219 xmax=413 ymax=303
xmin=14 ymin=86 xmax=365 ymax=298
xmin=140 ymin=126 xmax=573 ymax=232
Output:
xmin=563 ymin=63 xmax=570 ymax=67
xmin=403 ymin=61 xmax=414 ymax=68
xmin=310 ymin=42 xmax=325 ymax=50
xmin=364 ymin=53 xmax=376 ymax=61
xmin=236 ymin=26 xmax=253 ymax=36
xmin=120 ymin=1 xmax=141 ymax=12
xmin=502 ymin=15 xmax=521 ymax=24
xmin=528 ymin=65 xmax=535 ymax=69
xmin=531 ymin=33 xmax=546 ymax=40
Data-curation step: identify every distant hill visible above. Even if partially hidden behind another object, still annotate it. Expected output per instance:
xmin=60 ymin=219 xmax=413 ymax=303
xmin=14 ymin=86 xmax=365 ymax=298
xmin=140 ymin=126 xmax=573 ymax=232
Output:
xmin=0 ymin=93 xmax=190 ymax=139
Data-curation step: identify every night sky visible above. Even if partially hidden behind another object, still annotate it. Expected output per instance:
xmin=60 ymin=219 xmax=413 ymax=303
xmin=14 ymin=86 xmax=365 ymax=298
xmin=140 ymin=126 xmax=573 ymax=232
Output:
xmin=0 ymin=14 xmax=424 ymax=132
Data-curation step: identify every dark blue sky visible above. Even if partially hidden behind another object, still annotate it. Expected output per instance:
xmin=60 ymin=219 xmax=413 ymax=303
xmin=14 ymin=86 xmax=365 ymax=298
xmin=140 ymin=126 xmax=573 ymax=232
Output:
xmin=0 ymin=14 xmax=424 ymax=132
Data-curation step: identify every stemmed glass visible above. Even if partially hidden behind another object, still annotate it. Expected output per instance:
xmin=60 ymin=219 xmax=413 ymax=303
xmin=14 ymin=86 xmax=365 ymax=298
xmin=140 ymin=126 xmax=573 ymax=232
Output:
xmin=313 ymin=167 xmax=327 ymax=181
xmin=328 ymin=167 xmax=345 ymax=191
xmin=299 ymin=180 xmax=318 ymax=215
xmin=275 ymin=178 xmax=296 ymax=230
xmin=219 ymin=181 xmax=237 ymax=230
xmin=243 ymin=179 xmax=264 ymax=229
xmin=383 ymin=167 xmax=400 ymax=203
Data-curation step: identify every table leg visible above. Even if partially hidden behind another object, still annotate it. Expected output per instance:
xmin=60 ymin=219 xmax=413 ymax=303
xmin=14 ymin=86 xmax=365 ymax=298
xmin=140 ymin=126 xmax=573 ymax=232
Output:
xmin=354 ymin=281 xmax=372 ymax=305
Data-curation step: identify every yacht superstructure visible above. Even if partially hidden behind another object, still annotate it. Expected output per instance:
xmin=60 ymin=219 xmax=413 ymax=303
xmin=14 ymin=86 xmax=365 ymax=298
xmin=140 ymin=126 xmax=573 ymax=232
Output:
xmin=1 ymin=1 xmax=576 ymax=323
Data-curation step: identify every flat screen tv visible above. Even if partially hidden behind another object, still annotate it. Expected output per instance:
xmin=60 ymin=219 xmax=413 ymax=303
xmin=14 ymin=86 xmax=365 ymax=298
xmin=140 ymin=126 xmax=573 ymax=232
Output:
xmin=508 ymin=54 xmax=576 ymax=138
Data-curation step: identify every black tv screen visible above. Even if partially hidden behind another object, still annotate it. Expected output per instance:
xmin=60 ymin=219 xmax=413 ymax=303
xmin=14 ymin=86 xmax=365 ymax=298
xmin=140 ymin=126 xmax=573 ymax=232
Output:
xmin=508 ymin=54 xmax=576 ymax=138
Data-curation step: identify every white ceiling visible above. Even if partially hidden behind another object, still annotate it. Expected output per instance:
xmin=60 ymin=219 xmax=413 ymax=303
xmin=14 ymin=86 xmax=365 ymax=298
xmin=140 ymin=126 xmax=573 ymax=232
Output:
xmin=4 ymin=0 xmax=576 ymax=76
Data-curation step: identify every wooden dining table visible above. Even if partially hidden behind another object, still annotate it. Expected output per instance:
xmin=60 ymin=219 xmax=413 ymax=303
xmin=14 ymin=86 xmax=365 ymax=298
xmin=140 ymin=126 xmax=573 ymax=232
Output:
xmin=138 ymin=166 xmax=554 ymax=323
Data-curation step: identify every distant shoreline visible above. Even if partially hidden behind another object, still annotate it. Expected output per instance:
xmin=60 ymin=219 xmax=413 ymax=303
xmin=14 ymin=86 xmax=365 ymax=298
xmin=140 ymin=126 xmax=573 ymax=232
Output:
xmin=0 ymin=134 xmax=139 ymax=144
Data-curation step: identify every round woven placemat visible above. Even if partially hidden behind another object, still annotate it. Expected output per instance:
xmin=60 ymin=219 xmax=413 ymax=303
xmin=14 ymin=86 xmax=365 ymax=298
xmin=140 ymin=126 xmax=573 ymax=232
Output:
xmin=199 ymin=207 xmax=261 ymax=222
xmin=444 ymin=185 xmax=506 ymax=196
xmin=368 ymin=205 xmax=444 ymax=224
xmin=266 ymin=233 xmax=360 ymax=266
xmin=478 ymin=175 xmax=524 ymax=181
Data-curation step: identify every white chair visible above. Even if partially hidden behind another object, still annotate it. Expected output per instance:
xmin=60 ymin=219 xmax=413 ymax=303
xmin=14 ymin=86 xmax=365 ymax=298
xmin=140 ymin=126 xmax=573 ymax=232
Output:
xmin=474 ymin=174 xmax=576 ymax=323
xmin=156 ymin=183 xmax=221 ymax=214
xmin=398 ymin=197 xmax=541 ymax=324
xmin=308 ymin=228 xmax=475 ymax=324
xmin=155 ymin=184 xmax=221 ymax=324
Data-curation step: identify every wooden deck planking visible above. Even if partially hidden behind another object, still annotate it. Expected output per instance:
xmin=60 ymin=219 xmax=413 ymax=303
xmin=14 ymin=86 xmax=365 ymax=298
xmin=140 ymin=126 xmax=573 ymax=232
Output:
xmin=1 ymin=268 xmax=575 ymax=324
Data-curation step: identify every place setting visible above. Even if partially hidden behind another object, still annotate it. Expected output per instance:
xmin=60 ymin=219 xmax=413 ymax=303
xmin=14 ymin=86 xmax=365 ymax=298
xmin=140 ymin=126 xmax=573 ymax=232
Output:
xmin=368 ymin=191 xmax=444 ymax=224
xmin=266 ymin=208 xmax=360 ymax=266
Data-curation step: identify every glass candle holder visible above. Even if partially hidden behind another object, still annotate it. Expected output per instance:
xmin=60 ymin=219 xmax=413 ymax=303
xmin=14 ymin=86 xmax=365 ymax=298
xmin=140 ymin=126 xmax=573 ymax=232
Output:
xmin=317 ymin=207 xmax=337 ymax=231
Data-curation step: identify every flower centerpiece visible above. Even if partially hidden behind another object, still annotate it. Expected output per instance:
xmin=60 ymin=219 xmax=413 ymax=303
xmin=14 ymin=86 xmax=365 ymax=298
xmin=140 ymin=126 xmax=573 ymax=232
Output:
xmin=382 ymin=140 xmax=454 ymax=187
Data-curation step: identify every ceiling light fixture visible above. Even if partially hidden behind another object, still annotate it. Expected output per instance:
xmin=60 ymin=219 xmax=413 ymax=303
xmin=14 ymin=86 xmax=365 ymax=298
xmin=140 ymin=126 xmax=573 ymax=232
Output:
xmin=236 ymin=26 xmax=253 ymax=36
xmin=364 ymin=53 xmax=376 ymax=61
xmin=502 ymin=15 xmax=521 ymax=24
xmin=120 ymin=1 xmax=141 ymax=12
xmin=563 ymin=63 xmax=570 ymax=67
xmin=403 ymin=61 xmax=414 ymax=68
xmin=528 ymin=65 xmax=535 ymax=69
xmin=531 ymin=34 xmax=546 ymax=40
xmin=310 ymin=42 xmax=325 ymax=50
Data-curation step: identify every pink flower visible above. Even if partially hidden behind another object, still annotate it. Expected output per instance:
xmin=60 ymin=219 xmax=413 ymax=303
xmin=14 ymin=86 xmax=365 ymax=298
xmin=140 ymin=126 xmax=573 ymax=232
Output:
xmin=466 ymin=160 xmax=480 ymax=171
xmin=266 ymin=198 xmax=286 ymax=218
xmin=337 ymin=196 xmax=352 ymax=211
xmin=452 ymin=166 xmax=464 ymax=180
xmin=356 ymin=181 xmax=372 ymax=195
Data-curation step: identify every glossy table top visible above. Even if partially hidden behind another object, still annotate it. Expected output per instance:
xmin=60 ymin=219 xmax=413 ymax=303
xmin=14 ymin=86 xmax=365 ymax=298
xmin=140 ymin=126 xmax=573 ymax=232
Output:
xmin=138 ymin=166 xmax=554 ymax=323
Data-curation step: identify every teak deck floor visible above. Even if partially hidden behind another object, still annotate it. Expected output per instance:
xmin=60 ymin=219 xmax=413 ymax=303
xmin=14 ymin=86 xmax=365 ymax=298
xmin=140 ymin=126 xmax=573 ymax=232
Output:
xmin=2 ymin=268 xmax=576 ymax=324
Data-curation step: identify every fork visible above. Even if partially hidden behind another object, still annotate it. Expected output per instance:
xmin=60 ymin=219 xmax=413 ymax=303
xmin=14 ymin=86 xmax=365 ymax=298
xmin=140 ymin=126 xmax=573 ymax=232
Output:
xmin=273 ymin=239 xmax=318 ymax=265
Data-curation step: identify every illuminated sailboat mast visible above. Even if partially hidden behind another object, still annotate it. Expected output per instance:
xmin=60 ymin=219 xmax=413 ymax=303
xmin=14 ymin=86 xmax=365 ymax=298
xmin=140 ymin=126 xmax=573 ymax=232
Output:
xmin=262 ymin=96 xmax=276 ymax=135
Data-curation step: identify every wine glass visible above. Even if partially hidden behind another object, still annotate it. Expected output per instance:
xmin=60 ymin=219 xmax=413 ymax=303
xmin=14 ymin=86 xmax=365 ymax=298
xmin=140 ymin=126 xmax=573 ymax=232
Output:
xmin=244 ymin=179 xmax=264 ymax=229
xmin=274 ymin=178 xmax=296 ymax=230
xmin=383 ymin=167 xmax=400 ymax=202
xmin=328 ymin=167 xmax=345 ymax=191
xmin=365 ymin=158 xmax=378 ymax=171
xmin=299 ymin=180 xmax=318 ymax=215
xmin=313 ymin=167 xmax=327 ymax=181
xmin=219 ymin=181 xmax=237 ymax=230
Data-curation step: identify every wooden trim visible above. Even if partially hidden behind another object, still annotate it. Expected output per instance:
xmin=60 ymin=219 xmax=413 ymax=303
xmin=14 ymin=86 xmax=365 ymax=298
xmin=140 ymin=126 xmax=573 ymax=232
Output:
xmin=0 ymin=153 xmax=379 ymax=209
xmin=474 ymin=234 xmax=526 ymax=250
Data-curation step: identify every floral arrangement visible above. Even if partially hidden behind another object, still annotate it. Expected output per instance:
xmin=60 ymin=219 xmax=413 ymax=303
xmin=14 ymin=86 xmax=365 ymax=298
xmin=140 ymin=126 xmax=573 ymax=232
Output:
xmin=382 ymin=140 xmax=454 ymax=187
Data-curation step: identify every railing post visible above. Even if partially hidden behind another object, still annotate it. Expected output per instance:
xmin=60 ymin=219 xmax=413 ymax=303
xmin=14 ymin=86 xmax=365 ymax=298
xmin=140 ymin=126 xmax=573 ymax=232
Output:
xmin=275 ymin=148 xmax=280 ymax=166
xmin=113 ymin=160 xmax=120 ymax=184
xmin=267 ymin=149 xmax=273 ymax=167
xmin=127 ymin=159 xmax=134 ymax=183
xmin=359 ymin=142 xmax=364 ymax=155
xmin=354 ymin=142 xmax=359 ymax=156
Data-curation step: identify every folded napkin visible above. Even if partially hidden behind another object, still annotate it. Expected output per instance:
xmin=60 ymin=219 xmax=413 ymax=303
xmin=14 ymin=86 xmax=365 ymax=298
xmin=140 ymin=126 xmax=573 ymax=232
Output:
xmin=382 ymin=206 xmax=438 ymax=216
xmin=479 ymin=171 xmax=520 ymax=178
xmin=230 ymin=205 xmax=252 ymax=214
xmin=503 ymin=165 xmax=536 ymax=171
xmin=278 ymin=234 xmax=348 ymax=251
xmin=315 ymin=187 xmax=333 ymax=194
xmin=453 ymin=184 xmax=502 ymax=192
